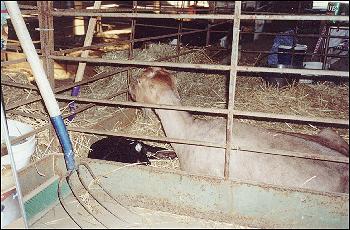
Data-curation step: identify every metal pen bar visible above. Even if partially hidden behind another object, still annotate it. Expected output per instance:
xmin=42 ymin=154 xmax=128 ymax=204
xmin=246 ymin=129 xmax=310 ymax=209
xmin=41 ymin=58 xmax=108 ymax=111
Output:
xmin=1 ymin=81 xmax=38 ymax=90
xmin=237 ymin=66 xmax=349 ymax=78
xmin=224 ymin=1 xmax=241 ymax=179
xmin=4 ymin=49 xmax=198 ymax=112
xmin=1 ymin=57 xmax=27 ymax=66
xmin=0 ymin=97 xmax=29 ymax=229
xmin=7 ymin=110 xmax=47 ymax=120
xmin=51 ymin=11 xmax=349 ymax=22
xmin=48 ymin=55 xmax=349 ymax=77
xmin=240 ymin=14 xmax=349 ymax=21
xmin=53 ymin=27 xmax=214 ymax=56
xmin=55 ymin=94 xmax=228 ymax=115
xmin=54 ymin=94 xmax=349 ymax=126
xmin=4 ymin=68 xmax=128 ymax=111
xmin=67 ymin=126 xmax=349 ymax=164
xmin=233 ymin=110 xmax=349 ymax=126
xmin=2 ymin=89 xmax=126 ymax=149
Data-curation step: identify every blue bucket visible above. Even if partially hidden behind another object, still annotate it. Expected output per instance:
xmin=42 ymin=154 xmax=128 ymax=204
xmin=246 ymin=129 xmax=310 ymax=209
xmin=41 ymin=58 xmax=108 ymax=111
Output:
xmin=277 ymin=45 xmax=293 ymax=65
xmin=293 ymin=44 xmax=307 ymax=68
xmin=278 ymin=44 xmax=307 ymax=67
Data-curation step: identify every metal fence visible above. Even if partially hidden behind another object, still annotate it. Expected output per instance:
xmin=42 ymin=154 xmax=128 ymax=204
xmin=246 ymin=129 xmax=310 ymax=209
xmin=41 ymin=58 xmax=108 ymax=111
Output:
xmin=2 ymin=1 xmax=349 ymax=179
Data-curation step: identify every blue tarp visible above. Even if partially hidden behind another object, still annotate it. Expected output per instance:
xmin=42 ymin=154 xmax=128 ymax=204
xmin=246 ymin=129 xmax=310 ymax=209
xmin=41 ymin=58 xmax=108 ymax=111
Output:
xmin=267 ymin=30 xmax=295 ymax=65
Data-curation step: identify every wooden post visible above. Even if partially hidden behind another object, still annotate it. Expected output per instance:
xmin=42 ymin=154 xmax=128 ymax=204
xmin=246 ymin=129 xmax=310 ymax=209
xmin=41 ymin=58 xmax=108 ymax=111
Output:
xmin=37 ymin=1 xmax=59 ymax=153
xmin=37 ymin=1 xmax=54 ymax=88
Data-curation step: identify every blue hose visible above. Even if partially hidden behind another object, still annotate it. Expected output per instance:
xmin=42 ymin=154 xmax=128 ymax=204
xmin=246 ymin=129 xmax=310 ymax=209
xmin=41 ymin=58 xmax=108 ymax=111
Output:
xmin=51 ymin=116 xmax=76 ymax=171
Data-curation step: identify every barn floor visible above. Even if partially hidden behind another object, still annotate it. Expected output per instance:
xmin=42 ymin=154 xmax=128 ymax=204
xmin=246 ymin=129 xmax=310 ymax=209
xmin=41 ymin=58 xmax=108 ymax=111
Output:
xmin=30 ymin=194 xmax=248 ymax=229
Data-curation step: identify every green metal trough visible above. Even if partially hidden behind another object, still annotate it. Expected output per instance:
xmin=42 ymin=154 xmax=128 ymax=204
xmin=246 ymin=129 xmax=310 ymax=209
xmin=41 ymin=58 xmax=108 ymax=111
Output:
xmin=18 ymin=154 xmax=348 ymax=228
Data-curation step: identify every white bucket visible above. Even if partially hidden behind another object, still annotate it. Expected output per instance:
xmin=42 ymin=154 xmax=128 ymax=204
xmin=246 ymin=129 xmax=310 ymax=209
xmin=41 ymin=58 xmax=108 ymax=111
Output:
xmin=1 ymin=119 xmax=36 ymax=171
xmin=303 ymin=61 xmax=323 ymax=70
xmin=300 ymin=61 xmax=323 ymax=84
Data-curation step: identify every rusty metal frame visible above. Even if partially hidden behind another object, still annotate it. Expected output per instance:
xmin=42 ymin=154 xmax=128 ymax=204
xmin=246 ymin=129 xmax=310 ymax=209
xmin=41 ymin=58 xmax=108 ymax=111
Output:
xmin=2 ymin=2 xmax=349 ymax=182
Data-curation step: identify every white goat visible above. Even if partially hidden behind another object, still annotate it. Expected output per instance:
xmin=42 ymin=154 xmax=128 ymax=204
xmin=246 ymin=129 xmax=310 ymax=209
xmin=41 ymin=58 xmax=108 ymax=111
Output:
xmin=129 ymin=67 xmax=349 ymax=193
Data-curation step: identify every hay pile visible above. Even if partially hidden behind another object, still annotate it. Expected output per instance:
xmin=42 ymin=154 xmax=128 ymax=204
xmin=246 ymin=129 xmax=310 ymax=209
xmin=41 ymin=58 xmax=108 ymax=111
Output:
xmin=1 ymin=43 xmax=349 ymax=170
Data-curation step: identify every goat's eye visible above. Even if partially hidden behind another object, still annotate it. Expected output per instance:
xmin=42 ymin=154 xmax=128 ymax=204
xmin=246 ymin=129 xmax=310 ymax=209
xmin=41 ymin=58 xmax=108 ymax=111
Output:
xmin=137 ymin=79 xmax=141 ymax=84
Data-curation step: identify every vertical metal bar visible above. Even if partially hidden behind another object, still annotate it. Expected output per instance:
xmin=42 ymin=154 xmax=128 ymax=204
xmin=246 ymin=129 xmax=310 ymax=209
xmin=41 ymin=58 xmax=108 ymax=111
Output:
xmin=127 ymin=1 xmax=137 ymax=101
xmin=0 ymin=93 xmax=29 ymax=229
xmin=129 ymin=1 xmax=137 ymax=59
xmin=206 ymin=1 xmax=215 ymax=46
xmin=224 ymin=1 xmax=241 ymax=179
xmin=323 ymin=26 xmax=331 ymax=70
xmin=176 ymin=1 xmax=184 ymax=61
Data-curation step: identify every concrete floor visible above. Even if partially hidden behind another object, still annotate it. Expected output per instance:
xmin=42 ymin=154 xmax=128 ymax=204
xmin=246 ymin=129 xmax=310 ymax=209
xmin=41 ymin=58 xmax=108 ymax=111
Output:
xmin=31 ymin=195 xmax=248 ymax=229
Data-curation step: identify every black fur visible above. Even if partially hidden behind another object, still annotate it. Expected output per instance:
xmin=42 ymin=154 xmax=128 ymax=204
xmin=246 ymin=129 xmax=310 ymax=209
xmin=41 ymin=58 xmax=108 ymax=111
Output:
xmin=88 ymin=137 xmax=168 ymax=165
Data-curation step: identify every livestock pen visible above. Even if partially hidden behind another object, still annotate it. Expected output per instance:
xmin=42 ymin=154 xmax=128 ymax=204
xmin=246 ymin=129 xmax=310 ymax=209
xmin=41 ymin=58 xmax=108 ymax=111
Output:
xmin=1 ymin=1 xmax=349 ymax=229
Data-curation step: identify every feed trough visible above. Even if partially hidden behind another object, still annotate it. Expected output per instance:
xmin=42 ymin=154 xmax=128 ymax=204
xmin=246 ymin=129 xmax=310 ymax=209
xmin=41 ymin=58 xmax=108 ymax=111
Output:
xmin=16 ymin=154 xmax=349 ymax=229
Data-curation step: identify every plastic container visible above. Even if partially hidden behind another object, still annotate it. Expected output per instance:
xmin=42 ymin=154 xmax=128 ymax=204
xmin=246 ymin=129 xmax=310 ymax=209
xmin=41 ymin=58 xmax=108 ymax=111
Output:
xmin=293 ymin=44 xmax=308 ymax=68
xmin=278 ymin=44 xmax=307 ymax=67
xmin=1 ymin=119 xmax=36 ymax=171
xmin=300 ymin=61 xmax=324 ymax=84
xmin=277 ymin=45 xmax=293 ymax=65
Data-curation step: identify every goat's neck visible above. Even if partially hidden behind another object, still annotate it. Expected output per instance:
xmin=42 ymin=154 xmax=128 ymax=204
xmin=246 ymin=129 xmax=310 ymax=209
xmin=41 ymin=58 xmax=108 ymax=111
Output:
xmin=154 ymin=91 xmax=194 ymax=141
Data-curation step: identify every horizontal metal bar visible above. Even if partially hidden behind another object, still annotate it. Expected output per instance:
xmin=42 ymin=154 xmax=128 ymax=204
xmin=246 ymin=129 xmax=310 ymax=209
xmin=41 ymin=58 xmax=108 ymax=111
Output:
xmin=240 ymin=31 xmax=350 ymax=39
xmin=58 ymin=6 xmax=213 ymax=13
xmin=234 ymin=110 xmax=349 ymax=126
xmin=55 ymin=94 xmax=349 ymax=126
xmin=240 ymin=14 xmax=349 ymax=21
xmin=1 ymin=81 xmax=38 ymax=90
xmin=8 ymin=110 xmax=47 ymax=120
xmin=2 ymin=90 xmax=128 ymax=148
xmin=1 ymin=57 xmax=28 ymax=66
xmin=53 ymin=28 xmax=211 ymax=56
xmin=68 ymin=126 xmax=224 ymax=148
xmin=17 ymin=10 xmax=38 ymax=15
xmin=67 ymin=126 xmax=349 ymax=164
xmin=137 ymin=18 xmax=231 ymax=31
xmin=55 ymin=94 xmax=228 ymax=115
xmin=18 ymin=4 xmax=38 ymax=10
xmin=4 ymin=50 xmax=198 ymax=111
xmin=49 ymin=55 xmax=231 ymax=71
xmin=241 ymin=50 xmax=349 ymax=59
xmin=51 ymin=11 xmax=235 ymax=19
xmin=49 ymin=55 xmax=350 ymax=77
xmin=50 ymin=10 xmax=349 ymax=22
xmin=4 ymin=68 xmax=128 ymax=111
xmin=237 ymin=66 xmax=349 ymax=78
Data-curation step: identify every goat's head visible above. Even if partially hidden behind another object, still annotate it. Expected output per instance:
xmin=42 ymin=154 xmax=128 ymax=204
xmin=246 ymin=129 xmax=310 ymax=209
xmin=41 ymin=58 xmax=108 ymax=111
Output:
xmin=129 ymin=67 xmax=180 ymax=104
